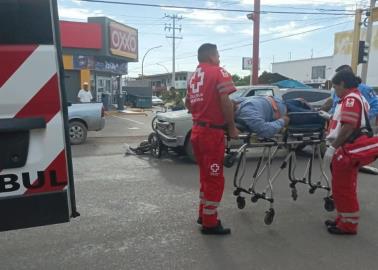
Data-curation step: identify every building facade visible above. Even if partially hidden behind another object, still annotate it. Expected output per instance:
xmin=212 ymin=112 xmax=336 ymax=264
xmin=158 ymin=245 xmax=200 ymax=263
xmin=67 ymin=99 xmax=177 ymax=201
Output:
xmin=272 ymin=56 xmax=334 ymax=88
xmin=272 ymin=26 xmax=378 ymax=88
xmin=141 ymin=71 xmax=193 ymax=94
xmin=60 ymin=17 xmax=138 ymax=103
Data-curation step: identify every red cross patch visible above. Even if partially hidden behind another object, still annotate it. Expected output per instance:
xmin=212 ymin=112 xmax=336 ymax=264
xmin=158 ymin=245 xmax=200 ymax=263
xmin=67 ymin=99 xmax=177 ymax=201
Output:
xmin=345 ymin=98 xmax=355 ymax=108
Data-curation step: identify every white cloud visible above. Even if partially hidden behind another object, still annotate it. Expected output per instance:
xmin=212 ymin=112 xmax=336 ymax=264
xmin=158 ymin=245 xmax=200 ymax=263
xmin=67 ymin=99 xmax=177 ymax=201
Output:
xmin=240 ymin=21 xmax=322 ymax=40
xmin=214 ymin=25 xmax=231 ymax=33
xmin=58 ymin=6 xmax=104 ymax=21
xmin=69 ymin=0 xmax=82 ymax=5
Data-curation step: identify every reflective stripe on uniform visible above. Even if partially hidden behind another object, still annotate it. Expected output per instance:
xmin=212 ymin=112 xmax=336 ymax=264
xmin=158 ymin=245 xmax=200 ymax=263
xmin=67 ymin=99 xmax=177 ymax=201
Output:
xmin=349 ymin=143 xmax=378 ymax=154
xmin=342 ymin=111 xmax=360 ymax=118
xmin=339 ymin=212 xmax=359 ymax=218
xmin=340 ymin=218 xmax=359 ymax=224
xmin=217 ymin=81 xmax=234 ymax=90
xmin=203 ymin=208 xmax=217 ymax=215
xmin=204 ymin=200 xmax=220 ymax=207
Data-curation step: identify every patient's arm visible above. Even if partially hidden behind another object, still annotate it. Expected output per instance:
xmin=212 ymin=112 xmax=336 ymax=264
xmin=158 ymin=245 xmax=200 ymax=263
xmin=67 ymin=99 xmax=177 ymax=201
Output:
xmin=240 ymin=115 xmax=285 ymax=138
xmin=320 ymin=97 xmax=333 ymax=112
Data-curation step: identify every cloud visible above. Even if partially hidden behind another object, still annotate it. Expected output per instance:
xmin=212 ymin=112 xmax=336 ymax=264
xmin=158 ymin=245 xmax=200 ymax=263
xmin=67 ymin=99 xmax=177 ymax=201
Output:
xmin=69 ymin=0 xmax=82 ymax=5
xmin=240 ymin=21 xmax=322 ymax=40
xmin=214 ymin=25 xmax=231 ymax=33
xmin=58 ymin=6 xmax=104 ymax=21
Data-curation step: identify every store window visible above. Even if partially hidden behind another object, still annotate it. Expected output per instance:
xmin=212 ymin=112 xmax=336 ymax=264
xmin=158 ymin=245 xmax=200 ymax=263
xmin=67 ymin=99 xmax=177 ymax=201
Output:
xmin=311 ymin=66 xmax=326 ymax=80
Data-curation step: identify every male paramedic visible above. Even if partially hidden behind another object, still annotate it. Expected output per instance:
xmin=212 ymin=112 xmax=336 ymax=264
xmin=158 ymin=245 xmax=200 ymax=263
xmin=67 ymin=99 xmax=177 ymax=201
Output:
xmin=323 ymin=70 xmax=378 ymax=235
xmin=186 ymin=43 xmax=239 ymax=235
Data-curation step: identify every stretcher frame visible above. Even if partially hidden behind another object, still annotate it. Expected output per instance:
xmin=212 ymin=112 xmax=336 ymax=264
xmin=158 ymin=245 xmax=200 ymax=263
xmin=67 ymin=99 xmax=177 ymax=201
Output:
xmin=225 ymin=122 xmax=335 ymax=225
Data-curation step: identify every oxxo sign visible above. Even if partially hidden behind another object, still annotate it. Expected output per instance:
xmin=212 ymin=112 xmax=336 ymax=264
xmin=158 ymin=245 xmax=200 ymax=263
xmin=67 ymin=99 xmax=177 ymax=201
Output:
xmin=109 ymin=22 xmax=138 ymax=60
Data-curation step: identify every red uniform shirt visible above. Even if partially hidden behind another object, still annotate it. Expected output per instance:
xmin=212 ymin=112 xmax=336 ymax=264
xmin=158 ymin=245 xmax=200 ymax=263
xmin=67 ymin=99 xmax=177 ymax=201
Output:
xmin=187 ymin=63 xmax=236 ymax=125
xmin=339 ymin=88 xmax=363 ymax=128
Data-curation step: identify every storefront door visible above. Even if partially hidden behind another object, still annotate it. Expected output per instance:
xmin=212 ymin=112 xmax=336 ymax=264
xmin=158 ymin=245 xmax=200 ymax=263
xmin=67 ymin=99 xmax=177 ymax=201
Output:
xmin=96 ymin=76 xmax=111 ymax=102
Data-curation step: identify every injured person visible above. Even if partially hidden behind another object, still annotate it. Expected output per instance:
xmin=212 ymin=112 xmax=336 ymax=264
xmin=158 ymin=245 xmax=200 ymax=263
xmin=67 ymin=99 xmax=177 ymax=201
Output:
xmin=233 ymin=96 xmax=325 ymax=138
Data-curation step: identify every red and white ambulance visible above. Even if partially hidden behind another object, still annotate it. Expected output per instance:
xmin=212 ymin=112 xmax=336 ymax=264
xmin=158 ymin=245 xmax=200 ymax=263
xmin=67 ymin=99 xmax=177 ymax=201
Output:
xmin=0 ymin=0 xmax=79 ymax=231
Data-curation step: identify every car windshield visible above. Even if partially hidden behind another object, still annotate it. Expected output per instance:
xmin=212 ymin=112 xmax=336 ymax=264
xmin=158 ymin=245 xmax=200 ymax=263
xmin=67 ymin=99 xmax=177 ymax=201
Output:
xmin=230 ymin=89 xmax=247 ymax=99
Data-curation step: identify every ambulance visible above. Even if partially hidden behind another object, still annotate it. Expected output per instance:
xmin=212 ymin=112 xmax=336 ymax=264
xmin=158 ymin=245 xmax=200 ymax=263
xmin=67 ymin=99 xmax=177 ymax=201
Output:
xmin=0 ymin=0 xmax=79 ymax=231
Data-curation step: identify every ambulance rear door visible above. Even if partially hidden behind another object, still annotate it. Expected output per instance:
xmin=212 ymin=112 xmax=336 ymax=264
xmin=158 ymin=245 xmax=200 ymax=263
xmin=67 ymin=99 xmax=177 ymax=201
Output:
xmin=0 ymin=0 xmax=79 ymax=231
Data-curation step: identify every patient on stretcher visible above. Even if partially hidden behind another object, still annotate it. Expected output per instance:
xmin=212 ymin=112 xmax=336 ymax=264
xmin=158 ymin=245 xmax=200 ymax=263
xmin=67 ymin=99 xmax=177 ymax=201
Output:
xmin=232 ymin=96 xmax=325 ymax=138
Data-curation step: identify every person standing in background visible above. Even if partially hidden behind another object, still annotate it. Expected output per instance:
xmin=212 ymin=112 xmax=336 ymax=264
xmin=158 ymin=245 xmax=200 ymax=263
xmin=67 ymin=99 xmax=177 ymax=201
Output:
xmin=78 ymin=82 xmax=93 ymax=103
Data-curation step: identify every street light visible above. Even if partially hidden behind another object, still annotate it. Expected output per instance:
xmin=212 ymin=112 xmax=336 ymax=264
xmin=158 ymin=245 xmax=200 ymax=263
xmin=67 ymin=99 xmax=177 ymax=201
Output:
xmin=155 ymin=63 xmax=169 ymax=73
xmin=141 ymin=45 xmax=162 ymax=78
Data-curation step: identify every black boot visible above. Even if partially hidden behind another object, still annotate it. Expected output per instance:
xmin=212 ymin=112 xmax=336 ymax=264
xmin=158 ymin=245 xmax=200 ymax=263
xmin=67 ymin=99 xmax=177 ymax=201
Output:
xmin=201 ymin=221 xmax=231 ymax=235
xmin=197 ymin=217 xmax=202 ymax=225
xmin=327 ymin=226 xmax=356 ymax=235
xmin=324 ymin=219 xmax=337 ymax=227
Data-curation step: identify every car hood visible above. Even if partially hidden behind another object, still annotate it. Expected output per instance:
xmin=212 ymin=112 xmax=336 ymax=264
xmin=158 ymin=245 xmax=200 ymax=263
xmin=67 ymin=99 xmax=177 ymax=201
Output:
xmin=156 ymin=110 xmax=192 ymax=122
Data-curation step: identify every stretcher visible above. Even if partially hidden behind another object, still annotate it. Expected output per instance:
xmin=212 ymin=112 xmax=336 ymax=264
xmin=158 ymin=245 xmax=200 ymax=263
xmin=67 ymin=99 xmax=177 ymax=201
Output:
xmin=225 ymin=112 xmax=335 ymax=225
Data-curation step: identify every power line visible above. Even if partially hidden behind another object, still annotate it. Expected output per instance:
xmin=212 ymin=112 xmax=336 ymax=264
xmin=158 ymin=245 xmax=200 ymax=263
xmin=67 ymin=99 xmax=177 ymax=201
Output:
xmin=77 ymin=0 xmax=356 ymax=15
xmin=128 ymin=20 xmax=351 ymax=73
xmin=137 ymin=16 xmax=350 ymax=62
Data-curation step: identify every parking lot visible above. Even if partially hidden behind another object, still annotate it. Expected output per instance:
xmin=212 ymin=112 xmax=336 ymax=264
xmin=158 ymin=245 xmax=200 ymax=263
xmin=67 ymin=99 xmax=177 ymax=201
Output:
xmin=1 ymin=112 xmax=378 ymax=270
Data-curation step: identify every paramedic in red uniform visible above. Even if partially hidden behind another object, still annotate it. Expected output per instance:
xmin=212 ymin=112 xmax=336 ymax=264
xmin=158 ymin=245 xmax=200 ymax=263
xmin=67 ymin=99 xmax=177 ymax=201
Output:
xmin=186 ymin=43 xmax=239 ymax=235
xmin=324 ymin=70 xmax=374 ymax=235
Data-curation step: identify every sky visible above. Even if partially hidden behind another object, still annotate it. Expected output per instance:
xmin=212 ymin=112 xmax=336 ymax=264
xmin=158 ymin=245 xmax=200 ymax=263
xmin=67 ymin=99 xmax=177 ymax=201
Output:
xmin=57 ymin=0 xmax=370 ymax=77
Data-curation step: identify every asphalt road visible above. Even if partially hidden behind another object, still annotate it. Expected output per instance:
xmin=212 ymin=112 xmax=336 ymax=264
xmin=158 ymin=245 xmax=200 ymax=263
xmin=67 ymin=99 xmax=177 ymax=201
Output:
xmin=1 ymin=112 xmax=378 ymax=270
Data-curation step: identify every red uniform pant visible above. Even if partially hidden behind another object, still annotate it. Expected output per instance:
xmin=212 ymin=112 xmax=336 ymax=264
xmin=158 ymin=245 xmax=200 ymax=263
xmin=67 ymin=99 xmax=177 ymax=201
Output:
xmin=191 ymin=125 xmax=225 ymax=228
xmin=331 ymin=135 xmax=378 ymax=233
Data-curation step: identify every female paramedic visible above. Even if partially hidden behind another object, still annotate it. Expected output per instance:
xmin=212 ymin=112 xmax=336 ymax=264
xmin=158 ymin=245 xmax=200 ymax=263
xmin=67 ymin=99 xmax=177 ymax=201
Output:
xmin=323 ymin=70 xmax=378 ymax=235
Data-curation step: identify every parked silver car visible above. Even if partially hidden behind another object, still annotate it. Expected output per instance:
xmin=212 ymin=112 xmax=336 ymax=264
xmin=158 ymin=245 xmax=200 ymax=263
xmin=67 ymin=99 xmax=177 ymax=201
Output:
xmin=68 ymin=103 xmax=105 ymax=144
xmin=152 ymin=96 xmax=164 ymax=106
xmin=154 ymin=85 xmax=332 ymax=161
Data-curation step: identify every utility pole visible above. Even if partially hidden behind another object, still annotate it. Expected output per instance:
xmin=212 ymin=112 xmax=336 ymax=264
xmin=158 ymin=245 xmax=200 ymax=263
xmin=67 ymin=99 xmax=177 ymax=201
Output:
xmin=247 ymin=0 xmax=260 ymax=85
xmin=361 ymin=0 xmax=376 ymax=83
xmin=165 ymin=14 xmax=183 ymax=89
xmin=351 ymin=9 xmax=363 ymax=74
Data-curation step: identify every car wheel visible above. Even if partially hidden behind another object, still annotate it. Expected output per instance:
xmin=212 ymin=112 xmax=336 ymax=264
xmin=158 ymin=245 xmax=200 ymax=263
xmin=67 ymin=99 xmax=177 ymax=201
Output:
xmin=69 ymin=121 xmax=87 ymax=145
xmin=184 ymin=136 xmax=196 ymax=163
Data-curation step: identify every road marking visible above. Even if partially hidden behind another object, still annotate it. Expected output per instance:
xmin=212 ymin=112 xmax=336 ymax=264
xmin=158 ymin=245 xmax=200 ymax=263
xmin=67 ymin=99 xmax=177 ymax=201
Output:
xmin=109 ymin=114 xmax=145 ymax=125
xmin=128 ymin=127 xmax=140 ymax=130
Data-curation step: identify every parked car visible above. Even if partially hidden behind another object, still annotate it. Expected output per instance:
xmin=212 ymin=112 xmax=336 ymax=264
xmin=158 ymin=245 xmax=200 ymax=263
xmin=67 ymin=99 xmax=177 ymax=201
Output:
xmin=68 ymin=103 xmax=105 ymax=144
xmin=152 ymin=96 xmax=164 ymax=106
xmin=154 ymin=85 xmax=332 ymax=161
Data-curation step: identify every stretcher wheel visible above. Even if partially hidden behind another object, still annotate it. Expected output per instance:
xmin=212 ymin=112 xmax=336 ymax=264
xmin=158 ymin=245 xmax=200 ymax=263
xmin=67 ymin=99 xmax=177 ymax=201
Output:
xmin=264 ymin=208 xmax=275 ymax=225
xmin=309 ymin=187 xmax=316 ymax=194
xmin=324 ymin=197 xmax=335 ymax=212
xmin=233 ymin=189 xmax=240 ymax=196
xmin=236 ymin=196 xmax=246 ymax=209
xmin=251 ymin=195 xmax=259 ymax=203
xmin=149 ymin=133 xmax=162 ymax=158
xmin=291 ymin=189 xmax=298 ymax=201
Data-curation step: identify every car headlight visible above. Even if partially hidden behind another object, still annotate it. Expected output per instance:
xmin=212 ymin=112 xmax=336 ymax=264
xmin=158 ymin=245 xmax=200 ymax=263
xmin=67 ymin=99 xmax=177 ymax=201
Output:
xmin=167 ymin=123 xmax=175 ymax=132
